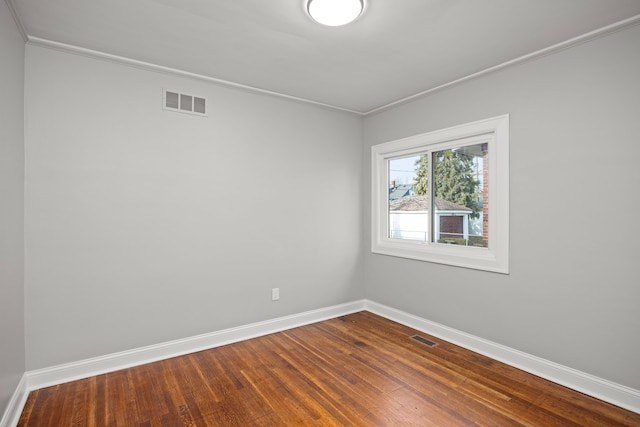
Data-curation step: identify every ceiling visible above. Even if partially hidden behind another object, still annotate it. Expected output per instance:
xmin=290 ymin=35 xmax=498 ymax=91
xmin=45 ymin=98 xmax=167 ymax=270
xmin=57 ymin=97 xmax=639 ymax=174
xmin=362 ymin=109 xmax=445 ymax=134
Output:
xmin=9 ymin=0 xmax=640 ymax=114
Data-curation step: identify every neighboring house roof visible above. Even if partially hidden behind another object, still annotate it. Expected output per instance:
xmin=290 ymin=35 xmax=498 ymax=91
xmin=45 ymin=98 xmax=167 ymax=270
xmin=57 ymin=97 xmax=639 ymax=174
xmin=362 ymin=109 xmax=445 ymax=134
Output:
xmin=389 ymin=184 xmax=413 ymax=201
xmin=389 ymin=195 xmax=472 ymax=212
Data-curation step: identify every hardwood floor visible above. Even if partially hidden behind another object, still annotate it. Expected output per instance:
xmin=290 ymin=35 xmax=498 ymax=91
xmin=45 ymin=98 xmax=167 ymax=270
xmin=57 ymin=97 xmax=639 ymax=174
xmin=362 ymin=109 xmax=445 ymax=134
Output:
xmin=18 ymin=311 xmax=640 ymax=426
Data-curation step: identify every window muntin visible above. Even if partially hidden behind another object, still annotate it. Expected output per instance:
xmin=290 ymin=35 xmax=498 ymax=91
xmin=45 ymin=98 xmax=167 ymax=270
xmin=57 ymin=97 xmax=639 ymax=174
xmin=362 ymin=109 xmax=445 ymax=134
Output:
xmin=372 ymin=115 xmax=509 ymax=274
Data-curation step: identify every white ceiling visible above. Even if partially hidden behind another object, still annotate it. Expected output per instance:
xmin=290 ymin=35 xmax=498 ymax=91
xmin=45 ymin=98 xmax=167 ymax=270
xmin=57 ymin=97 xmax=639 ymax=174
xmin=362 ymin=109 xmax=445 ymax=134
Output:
xmin=10 ymin=0 xmax=640 ymax=114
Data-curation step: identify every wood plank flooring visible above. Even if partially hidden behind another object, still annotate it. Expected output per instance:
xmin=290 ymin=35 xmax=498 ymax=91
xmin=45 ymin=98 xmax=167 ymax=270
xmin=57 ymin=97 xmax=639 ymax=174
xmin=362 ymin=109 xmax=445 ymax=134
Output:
xmin=18 ymin=311 xmax=640 ymax=426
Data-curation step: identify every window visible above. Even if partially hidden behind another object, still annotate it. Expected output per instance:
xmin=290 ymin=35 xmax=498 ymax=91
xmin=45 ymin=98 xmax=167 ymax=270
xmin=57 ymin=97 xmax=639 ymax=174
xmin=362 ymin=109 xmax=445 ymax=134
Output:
xmin=371 ymin=115 xmax=509 ymax=273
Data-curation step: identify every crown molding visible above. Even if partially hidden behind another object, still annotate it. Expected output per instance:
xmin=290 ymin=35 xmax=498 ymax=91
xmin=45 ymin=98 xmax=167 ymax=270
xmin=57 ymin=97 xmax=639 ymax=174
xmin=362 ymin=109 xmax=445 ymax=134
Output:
xmin=4 ymin=0 xmax=27 ymax=42
xmin=364 ymin=13 xmax=640 ymax=116
xmin=19 ymin=12 xmax=640 ymax=117
xmin=25 ymin=36 xmax=364 ymax=116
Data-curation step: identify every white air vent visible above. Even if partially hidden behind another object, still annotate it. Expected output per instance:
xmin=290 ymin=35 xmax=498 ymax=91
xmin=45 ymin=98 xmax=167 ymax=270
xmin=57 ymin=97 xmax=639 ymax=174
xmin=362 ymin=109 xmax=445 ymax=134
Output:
xmin=163 ymin=89 xmax=207 ymax=116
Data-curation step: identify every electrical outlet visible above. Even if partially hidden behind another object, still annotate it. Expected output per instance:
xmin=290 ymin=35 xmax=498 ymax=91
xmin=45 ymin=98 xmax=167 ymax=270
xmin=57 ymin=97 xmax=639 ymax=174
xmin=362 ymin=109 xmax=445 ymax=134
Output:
xmin=271 ymin=288 xmax=280 ymax=301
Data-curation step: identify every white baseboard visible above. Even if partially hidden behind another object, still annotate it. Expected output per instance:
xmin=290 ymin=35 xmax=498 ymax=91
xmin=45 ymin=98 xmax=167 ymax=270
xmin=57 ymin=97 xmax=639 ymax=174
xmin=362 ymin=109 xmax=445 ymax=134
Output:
xmin=26 ymin=300 xmax=366 ymax=392
xmin=0 ymin=374 xmax=28 ymax=427
xmin=364 ymin=299 xmax=640 ymax=414
xmin=10 ymin=298 xmax=639 ymax=425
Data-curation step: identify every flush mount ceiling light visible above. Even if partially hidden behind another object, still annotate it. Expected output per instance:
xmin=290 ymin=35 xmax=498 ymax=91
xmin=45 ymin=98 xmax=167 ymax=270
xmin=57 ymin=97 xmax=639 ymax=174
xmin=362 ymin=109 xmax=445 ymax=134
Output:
xmin=307 ymin=0 xmax=364 ymax=26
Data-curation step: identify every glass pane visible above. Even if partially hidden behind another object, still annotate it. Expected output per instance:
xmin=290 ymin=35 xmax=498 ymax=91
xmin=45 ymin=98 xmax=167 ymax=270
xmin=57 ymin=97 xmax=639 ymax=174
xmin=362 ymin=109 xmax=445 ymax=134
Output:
xmin=388 ymin=155 xmax=428 ymax=241
xmin=433 ymin=143 xmax=487 ymax=247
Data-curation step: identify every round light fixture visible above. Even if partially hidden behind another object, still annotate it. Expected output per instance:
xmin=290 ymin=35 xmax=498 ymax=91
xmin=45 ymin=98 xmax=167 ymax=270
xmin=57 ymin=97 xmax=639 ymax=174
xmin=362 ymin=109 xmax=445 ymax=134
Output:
xmin=307 ymin=0 xmax=364 ymax=26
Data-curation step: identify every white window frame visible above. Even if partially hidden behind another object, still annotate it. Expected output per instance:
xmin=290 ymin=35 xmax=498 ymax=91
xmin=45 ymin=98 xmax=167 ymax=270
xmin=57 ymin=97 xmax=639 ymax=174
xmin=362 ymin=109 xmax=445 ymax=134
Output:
xmin=371 ymin=115 xmax=509 ymax=274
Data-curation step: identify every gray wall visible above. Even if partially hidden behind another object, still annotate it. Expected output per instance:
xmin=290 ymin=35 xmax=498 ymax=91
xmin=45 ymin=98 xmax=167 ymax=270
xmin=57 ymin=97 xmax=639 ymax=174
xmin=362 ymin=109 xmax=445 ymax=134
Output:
xmin=13 ymin=10 xmax=640 ymax=402
xmin=24 ymin=45 xmax=364 ymax=370
xmin=363 ymin=24 xmax=640 ymax=390
xmin=0 ymin=0 xmax=26 ymax=417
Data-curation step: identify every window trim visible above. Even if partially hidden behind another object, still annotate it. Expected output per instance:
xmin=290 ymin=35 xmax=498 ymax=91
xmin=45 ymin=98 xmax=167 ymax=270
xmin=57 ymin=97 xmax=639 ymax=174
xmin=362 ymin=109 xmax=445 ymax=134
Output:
xmin=371 ymin=115 xmax=509 ymax=274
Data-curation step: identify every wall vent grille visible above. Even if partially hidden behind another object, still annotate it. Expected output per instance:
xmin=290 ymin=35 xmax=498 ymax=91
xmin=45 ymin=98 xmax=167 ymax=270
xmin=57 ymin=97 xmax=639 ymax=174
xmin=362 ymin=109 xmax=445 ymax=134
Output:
xmin=163 ymin=89 xmax=207 ymax=116
xmin=410 ymin=335 xmax=438 ymax=348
